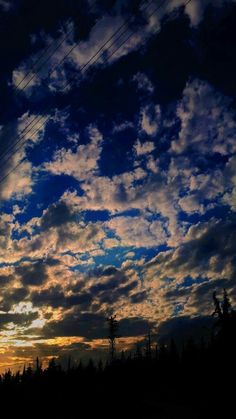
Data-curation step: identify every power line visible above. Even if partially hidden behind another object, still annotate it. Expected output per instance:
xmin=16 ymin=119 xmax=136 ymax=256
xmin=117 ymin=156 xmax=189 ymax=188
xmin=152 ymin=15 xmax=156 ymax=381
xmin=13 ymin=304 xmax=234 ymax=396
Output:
xmin=13 ymin=1 xmax=98 ymax=93
xmin=9 ymin=1 xmax=97 ymax=93
xmin=42 ymin=0 xmax=153 ymax=85
xmin=0 ymin=0 xmax=185 ymax=187
xmin=3 ymin=0 xmax=149 ymax=118
xmin=0 ymin=0 xmax=155 ymax=167
xmin=0 ymin=0 xmax=192 ymax=188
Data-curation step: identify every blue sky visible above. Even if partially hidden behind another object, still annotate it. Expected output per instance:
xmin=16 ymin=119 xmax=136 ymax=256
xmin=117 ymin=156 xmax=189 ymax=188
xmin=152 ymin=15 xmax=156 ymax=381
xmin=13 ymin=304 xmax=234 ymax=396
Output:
xmin=0 ymin=0 xmax=236 ymax=369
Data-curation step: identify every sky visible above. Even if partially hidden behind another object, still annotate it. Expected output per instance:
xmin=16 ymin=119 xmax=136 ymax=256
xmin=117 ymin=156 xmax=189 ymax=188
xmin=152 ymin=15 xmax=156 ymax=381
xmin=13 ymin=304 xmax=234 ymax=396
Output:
xmin=0 ymin=0 xmax=236 ymax=371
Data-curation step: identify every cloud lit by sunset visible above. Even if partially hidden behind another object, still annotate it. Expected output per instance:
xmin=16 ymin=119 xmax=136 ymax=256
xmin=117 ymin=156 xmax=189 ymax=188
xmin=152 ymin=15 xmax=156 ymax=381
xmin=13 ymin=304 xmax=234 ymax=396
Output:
xmin=0 ymin=0 xmax=236 ymax=374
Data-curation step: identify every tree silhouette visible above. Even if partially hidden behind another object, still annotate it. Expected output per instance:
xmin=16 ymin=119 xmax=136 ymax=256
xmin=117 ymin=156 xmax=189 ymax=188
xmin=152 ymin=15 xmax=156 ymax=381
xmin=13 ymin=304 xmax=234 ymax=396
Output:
xmin=0 ymin=288 xmax=234 ymax=419
xmin=212 ymin=291 xmax=222 ymax=319
xmin=145 ymin=329 xmax=152 ymax=359
xmin=222 ymin=288 xmax=231 ymax=318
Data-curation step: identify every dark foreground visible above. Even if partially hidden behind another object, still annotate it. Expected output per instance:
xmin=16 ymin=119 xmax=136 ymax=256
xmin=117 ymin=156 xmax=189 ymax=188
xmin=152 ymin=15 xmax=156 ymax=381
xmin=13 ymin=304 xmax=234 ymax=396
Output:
xmin=1 ymin=292 xmax=235 ymax=419
xmin=0 ymin=323 xmax=235 ymax=419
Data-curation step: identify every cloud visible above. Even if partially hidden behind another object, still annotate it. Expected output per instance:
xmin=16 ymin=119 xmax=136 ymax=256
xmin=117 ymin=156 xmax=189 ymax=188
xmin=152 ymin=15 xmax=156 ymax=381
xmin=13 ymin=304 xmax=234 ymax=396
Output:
xmin=0 ymin=287 xmax=28 ymax=312
xmin=12 ymin=69 xmax=41 ymax=92
xmin=107 ymin=215 xmax=168 ymax=247
xmin=0 ymin=0 xmax=236 ymax=367
xmin=171 ymin=78 xmax=236 ymax=156
xmin=0 ymin=0 xmax=12 ymax=12
xmin=146 ymin=216 xmax=236 ymax=282
xmin=142 ymin=215 xmax=236 ymax=320
xmin=40 ymin=201 xmax=77 ymax=231
xmin=0 ymin=311 xmax=38 ymax=330
xmin=0 ymin=112 xmax=47 ymax=201
xmin=132 ymin=72 xmax=154 ymax=95
xmin=0 ymin=213 xmax=14 ymax=252
xmin=157 ymin=315 xmax=214 ymax=346
xmin=140 ymin=104 xmax=161 ymax=136
xmin=44 ymin=126 xmax=103 ymax=181
xmin=0 ymin=150 xmax=33 ymax=201
xmin=39 ymin=79 xmax=236 ymax=249
xmin=31 ymin=285 xmax=92 ymax=310
xmin=222 ymin=155 xmax=236 ymax=211
xmin=17 ymin=1 xmax=162 ymax=94
xmin=5 ymin=197 xmax=106 ymax=264
xmin=43 ymin=311 xmax=107 ymax=340
xmin=15 ymin=260 xmax=48 ymax=287
xmin=43 ymin=309 xmax=153 ymax=342
xmin=134 ymin=139 xmax=155 ymax=156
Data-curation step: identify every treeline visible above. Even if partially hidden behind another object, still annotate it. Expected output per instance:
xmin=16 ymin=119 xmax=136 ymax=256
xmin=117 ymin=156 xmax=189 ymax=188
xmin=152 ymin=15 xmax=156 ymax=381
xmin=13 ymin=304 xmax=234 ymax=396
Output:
xmin=0 ymin=290 xmax=235 ymax=419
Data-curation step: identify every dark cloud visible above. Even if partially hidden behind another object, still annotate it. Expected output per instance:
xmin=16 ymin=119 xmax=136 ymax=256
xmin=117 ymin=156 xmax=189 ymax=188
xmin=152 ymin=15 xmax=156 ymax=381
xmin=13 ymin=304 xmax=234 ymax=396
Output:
xmin=174 ymin=224 xmax=233 ymax=271
xmin=157 ymin=315 xmax=214 ymax=347
xmin=0 ymin=274 xmax=14 ymax=288
xmin=130 ymin=290 xmax=147 ymax=304
xmin=40 ymin=201 xmax=77 ymax=231
xmin=98 ymin=280 xmax=139 ymax=304
xmin=163 ymin=277 xmax=236 ymax=319
xmin=88 ymin=265 xmax=130 ymax=295
xmin=147 ymin=215 xmax=236 ymax=281
xmin=43 ymin=311 xmax=107 ymax=340
xmin=0 ymin=287 xmax=28 ymax=311
xmin=119 ymin=317 xmax=154 ymax=337
xmin=15 ymin=260 xmax=48 ymax=286
xmin=86 ymin=265 xmax=139 ymax=305
xmin=43 ymin=310 xmax=154 ymax=341
xmin=31 ymin=285 xmax=65 ymax=308
xmin=13 ymin=340 xmax=91 ymax=363
xmin=0 ymin=311 xmax=38 ymax=329
xmin=0 ymin=0 xmax=96 ymax=92
xmin=89 ymin=265 xmax=129 ymax=284
xmin=31 ymin=286 xmax=92 ymax=309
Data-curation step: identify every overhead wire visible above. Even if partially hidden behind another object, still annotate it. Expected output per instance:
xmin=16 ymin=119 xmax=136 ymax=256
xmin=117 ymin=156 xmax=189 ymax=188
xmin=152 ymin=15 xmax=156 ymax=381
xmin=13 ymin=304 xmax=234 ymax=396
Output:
xmin=0 ymin=0 xmax=193 ymax=188
xmin=0 ymin=0 xmax=156 ymax=168
xmin=7 ymin=1 xmax=97 ymax=93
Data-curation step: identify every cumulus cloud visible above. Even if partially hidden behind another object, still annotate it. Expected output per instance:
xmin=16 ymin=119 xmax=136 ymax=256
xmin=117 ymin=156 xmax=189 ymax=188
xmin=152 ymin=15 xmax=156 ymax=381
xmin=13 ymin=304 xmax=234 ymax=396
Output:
xmin=31 ymin=285 xmax=92 ymax=310
xmin=142 ymin=215 xmax=236 ymax=321
xmin=140 ymin=104 xmax=161 ymax=136
xmin=1 ymin=0 xmax=236 ymax=366
xmin=0 ymin=311 xmax=38 ymax=330
xmin=171 ymin=78 xmax=236 ymax=156
xmin=0 ymin=112 xmax=48 ymax=201
xmin=12 ymin=69 xmax=41 ymax=92
xmin=0 ymin=147 xmax=33 ymax=201
xmin=12 ymin=0 xmax=164 ymax=95
xmin=107 ymin=215 xmax=168 ymax=247
xmin=134 ymin=139 xmax=155 ymax=156
xmin=44 ymin=126 xmax=103 ymax=180
xmin=15 ymin=260 xmax=48 ymax=287
xmin=146 ymin=216 xmax=236 ymax=282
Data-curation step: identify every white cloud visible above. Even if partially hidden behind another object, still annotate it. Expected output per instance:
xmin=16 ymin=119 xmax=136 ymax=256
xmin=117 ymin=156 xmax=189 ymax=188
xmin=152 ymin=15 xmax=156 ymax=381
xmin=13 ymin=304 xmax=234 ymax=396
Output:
xmin=134 ymin=140 xmax=155 ymax=156
xmin=140 ymin=105 xmax=161 ymax=136
xmin=0 ymin=112 xmax=47 ymax=201
xmin=107 ymin=216 xmax=168 ymax=248
xmin=44 ymin=126 xmax=103 ymax=181
xmin=12 ymin=69 xmax=41 ymax=92
xmin=171 ymin=79 xmax=236 ymax=156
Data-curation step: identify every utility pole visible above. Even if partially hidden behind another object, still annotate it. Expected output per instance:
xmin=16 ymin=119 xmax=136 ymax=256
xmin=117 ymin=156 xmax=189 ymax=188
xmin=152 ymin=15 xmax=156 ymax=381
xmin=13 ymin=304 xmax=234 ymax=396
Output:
xmin=145 ymin=329 xmax=152 ymax=359
xmin=107 ymin=315 xmax=119 ymax=361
